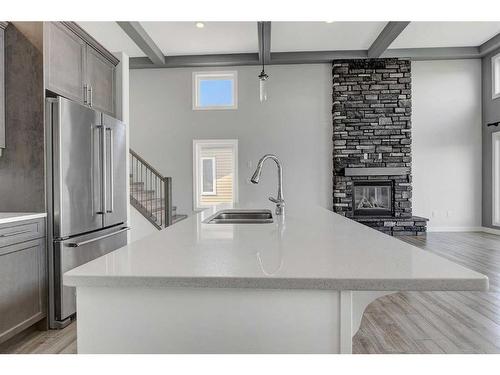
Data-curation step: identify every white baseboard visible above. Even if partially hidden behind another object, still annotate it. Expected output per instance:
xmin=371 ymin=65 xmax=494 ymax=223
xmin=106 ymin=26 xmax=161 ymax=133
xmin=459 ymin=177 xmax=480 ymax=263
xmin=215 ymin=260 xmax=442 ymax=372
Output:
xmin=427 ymin=226 xmax=483 ymax=233
xmin=481 ymin=227 xmax=500 ymax=236
xmin=426 ymin=226 xmax=500 ymax=236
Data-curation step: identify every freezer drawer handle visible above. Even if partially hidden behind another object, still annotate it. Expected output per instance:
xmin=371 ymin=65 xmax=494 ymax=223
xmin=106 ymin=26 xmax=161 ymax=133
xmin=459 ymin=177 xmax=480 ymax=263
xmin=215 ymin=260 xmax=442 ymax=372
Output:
xmin=0 ymin=229 xmax=32 ymax=237
xmin=65 ymin=227 xmax=130 ymax=247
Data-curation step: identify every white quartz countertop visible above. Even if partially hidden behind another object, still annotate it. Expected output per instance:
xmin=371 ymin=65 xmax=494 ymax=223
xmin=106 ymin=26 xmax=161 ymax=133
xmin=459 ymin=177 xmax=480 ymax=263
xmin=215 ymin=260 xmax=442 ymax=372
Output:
xmin=0 ymin=212 xmax=47 ymax=225
xmin=64 ymin=204 xmax=488 ymax=291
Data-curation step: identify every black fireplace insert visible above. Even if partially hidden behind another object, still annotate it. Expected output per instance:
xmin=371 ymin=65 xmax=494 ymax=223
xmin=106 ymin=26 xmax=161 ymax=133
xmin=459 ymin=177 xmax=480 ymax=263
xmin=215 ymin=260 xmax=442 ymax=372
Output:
xmin=353 ymin=181 xmax=393 ymax=217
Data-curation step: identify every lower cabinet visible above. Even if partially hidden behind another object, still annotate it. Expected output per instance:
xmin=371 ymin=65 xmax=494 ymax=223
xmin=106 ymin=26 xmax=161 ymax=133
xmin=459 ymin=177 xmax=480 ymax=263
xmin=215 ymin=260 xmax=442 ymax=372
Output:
xmin=0 ymin=219 xmax=46 ymax=344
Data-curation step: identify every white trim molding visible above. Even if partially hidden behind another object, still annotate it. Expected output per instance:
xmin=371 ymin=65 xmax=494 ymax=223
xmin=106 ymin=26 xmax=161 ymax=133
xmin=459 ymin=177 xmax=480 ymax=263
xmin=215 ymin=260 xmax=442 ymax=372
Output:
xmin=492 ymin=52 xmax=500 ymax=100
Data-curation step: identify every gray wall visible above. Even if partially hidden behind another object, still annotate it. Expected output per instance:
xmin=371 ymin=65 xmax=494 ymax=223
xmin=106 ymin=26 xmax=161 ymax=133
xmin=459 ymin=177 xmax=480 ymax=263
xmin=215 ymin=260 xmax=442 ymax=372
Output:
xmin=0 ymin=23 xmax=45 ymax=212
xmin=130 ymin=64 xmax=332 ymax=214
xmin=482 ymin=48 xmax=500 ymax=228
xmin=413 ymin=60 xmax=482 ymax=230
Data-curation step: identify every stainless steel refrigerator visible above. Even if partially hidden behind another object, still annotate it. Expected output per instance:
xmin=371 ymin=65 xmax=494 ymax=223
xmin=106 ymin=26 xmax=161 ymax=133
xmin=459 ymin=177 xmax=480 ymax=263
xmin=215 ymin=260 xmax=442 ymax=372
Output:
xmin=46 ymin=96 xmax=128 ymax=328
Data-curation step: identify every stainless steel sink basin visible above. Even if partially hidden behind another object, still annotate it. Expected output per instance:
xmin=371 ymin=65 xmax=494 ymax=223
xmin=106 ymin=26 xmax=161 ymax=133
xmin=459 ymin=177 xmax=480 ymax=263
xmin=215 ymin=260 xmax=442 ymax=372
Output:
xmin=203 ymin=209 xmax=273 ymax=224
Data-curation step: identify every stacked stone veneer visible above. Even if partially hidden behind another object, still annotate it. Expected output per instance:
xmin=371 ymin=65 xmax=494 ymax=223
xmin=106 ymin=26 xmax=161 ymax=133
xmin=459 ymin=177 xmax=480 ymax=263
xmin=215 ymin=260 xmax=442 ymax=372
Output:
xmin=332 ymin=58 xmax=427 ymax=236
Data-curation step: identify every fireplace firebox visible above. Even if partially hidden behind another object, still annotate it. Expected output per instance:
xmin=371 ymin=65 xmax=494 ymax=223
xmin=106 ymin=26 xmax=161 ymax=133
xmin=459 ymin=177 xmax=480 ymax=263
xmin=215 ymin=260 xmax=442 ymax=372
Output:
xmin=353 ymin=181 xmax=393 ymax=217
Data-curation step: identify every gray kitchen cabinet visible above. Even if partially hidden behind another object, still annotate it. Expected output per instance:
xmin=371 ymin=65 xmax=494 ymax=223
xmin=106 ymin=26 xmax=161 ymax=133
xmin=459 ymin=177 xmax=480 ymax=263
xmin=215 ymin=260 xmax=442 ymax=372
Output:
xmin=44 ymin=22 xmax=118 ymax=116
xmin=86 ymin=45 xmax=115 ymax=115
xmin=0 ymin=22 xmax=6 ymax=157
xmin=0 ymin=218 xmax=46 ymax=344
xmin=45 ymin=22 xmax=86 ymax=104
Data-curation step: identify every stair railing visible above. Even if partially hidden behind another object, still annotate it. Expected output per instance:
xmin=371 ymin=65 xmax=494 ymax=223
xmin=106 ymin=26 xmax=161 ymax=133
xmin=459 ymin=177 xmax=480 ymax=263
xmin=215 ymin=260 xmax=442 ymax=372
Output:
xmin=129 ymin=149 xmax=172 ymax=229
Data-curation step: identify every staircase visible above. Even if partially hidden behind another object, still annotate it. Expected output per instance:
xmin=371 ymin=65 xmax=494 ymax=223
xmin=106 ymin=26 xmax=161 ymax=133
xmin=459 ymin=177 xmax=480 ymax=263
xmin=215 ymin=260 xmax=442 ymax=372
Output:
xmin=129 ymin=149 xmax=187 ymax=229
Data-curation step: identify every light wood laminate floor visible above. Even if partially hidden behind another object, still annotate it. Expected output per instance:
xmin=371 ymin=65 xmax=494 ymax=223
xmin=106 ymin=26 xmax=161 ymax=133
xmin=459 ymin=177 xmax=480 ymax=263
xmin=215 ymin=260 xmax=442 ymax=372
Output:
xmin=353 ymin=232 xmax=500 ymax=354
xmin=1 ymin=231 xmax=499 ymax=354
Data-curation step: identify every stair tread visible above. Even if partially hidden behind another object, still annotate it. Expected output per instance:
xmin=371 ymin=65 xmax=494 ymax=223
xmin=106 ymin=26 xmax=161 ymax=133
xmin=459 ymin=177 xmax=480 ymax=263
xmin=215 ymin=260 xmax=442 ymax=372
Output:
xmin=131 ymin=189 xmax=155 ymax=194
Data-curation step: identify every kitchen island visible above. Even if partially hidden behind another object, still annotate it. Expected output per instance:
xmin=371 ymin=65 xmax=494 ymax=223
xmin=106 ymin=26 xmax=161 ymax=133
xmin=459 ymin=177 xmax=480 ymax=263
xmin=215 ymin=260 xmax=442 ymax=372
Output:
xmin=64 ymin=204 xmax=488 ymax=354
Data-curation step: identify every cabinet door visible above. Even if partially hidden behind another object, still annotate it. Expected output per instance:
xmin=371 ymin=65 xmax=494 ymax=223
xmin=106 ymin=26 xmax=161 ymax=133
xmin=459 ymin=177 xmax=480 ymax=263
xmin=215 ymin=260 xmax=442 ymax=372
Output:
xmin=0 ymin=239 xmax=46 ymax=344
xmin=45 ymin=22 xmax=86 ymax=103
xmin=0 ymin=27 xmax=5 ymax=151
xmin=86 ymin=45 xmax=115 ymax=116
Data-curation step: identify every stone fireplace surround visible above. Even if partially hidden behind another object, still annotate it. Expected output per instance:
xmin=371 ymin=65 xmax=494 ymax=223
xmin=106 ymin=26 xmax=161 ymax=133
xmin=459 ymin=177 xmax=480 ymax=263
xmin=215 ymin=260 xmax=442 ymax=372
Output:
xmin=332 ymin=58 xmax=427 ymax=236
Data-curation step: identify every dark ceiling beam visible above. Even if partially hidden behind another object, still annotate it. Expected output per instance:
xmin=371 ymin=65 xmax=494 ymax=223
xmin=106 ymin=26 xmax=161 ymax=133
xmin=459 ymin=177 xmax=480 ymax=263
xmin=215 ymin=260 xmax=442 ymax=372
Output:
xmin=270 ymin=50 xmax=368 ymax=64
xmin=381 ymin=47 xmax=480 ymax=60
xmin=258 ymin=21 xmax=271 ymax=65
xmin=117 ymin=21 xmax=165 ymax=65
xmin=129 ymin=47 xmax=483 ymax=69
xmin=130 ymin=53 xmax=260 ymax=69
xmin=368 ymin=21 xmax=410 ymax=58
xmin=479 ymin=32 xmax=500 ymax=57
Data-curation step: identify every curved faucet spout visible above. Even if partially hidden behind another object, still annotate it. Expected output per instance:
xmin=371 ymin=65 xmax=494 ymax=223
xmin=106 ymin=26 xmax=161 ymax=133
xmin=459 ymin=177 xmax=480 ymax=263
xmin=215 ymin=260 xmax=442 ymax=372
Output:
xmin=250 ymin=154 xmax=285 ymax=215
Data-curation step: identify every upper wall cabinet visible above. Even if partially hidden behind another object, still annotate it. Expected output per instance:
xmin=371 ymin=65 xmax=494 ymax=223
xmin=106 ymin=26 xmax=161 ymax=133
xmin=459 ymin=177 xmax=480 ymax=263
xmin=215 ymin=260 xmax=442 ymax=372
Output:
xmin=45 ymin=22 xmax=86 ymax=104
xmin=86 ymin=45 xmax=115 ymax=115
xmin=44 ymin=22 xmax=118 ymax=116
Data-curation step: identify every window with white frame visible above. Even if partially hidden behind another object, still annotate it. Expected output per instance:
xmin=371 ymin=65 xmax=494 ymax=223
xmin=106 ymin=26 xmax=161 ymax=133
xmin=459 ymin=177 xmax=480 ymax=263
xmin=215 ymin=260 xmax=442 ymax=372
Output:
xmin=201 ymin=157 xmax=216 ymax=195
xmin=493 ymin=132 xmax=500 ymax=226
xmin=193 ymin=140 xmax=238 ymax=210
xmin=493 ymin=52 xmax=500 ymax=100
xmin=193 ymin=71 xmax=237 ymax=110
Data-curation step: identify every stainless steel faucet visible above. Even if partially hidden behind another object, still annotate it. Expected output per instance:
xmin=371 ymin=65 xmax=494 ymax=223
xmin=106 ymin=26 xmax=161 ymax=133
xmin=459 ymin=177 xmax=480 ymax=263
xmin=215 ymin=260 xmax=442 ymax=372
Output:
xmin=251 ymin=154 xmax=285 ymax=215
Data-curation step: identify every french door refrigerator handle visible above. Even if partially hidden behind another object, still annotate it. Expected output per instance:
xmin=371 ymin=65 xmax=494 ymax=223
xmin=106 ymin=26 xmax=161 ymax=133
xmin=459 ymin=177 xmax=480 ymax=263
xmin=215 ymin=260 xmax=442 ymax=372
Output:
xmin=83 ymin=84 xmax=88 ymax=105
xmin=88 ymin=85 xmax=93 ymax=107
xmin=106 ymin=127 xmax=114 ymax=213
xmin=101 ymin=125 xmax=107 ymax=216
xmin=64 ymin=227 xmax=130 ymax=247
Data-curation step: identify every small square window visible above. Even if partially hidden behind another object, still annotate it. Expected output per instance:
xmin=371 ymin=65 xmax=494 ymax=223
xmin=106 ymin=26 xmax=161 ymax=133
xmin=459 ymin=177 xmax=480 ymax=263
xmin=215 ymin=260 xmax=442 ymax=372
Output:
xmin=493 ymin=52 xmax=500 ymax=100
xmin=193 ymin=71 xmax=237 ymax=110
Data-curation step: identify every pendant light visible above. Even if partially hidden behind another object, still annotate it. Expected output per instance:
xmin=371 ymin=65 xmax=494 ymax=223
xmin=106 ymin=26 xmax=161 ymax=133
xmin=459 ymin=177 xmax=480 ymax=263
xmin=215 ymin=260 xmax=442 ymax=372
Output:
xmin=258 ymin=22 xmax=269 ymax=102
xmin=259 ymin=65 xmax=268 ymax=102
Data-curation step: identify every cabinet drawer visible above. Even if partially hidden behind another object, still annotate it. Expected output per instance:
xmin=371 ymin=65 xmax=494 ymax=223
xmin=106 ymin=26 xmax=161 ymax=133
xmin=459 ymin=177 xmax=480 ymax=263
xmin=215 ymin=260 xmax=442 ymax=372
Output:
xmin=0 ymin=218 xmax=45 ymax=249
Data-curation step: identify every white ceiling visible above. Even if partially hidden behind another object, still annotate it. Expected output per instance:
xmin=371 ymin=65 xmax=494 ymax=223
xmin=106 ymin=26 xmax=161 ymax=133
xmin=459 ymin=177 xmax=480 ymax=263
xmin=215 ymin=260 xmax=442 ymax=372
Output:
xmin=77 ymin=21 xmax=500 ymax=58
xmin=271 ymin=22 xmax=388 ymax=52
xmin=389 ymin=22 xmax=500 ymax=49
xmin=141 ymin=22 xmax=258 ymax=56
xmin=78 ymin=21 xmax=145 ymax=57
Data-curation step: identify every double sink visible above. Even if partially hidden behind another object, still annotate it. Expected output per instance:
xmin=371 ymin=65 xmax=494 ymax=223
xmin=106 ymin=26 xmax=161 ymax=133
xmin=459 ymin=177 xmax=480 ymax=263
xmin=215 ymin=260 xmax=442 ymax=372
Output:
xmin=203 ymin=209 xmax=273 ymax=224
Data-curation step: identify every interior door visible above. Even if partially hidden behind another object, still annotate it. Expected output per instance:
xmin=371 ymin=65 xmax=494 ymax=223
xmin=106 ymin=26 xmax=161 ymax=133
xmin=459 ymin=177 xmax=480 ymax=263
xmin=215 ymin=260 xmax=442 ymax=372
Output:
xmin=52 ymin=97 xmax=103 ymax=238
xmin=102 ymin=114 xmax=127 ymax=228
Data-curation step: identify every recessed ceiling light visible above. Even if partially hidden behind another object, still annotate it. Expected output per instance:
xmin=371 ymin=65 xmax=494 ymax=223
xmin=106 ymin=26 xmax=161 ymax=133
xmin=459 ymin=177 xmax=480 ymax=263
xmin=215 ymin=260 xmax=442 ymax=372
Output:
xmin=325 ymin=21 xmax=334 ymax=24
xmin=195 ymin=22 xmax=205 ymax=29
